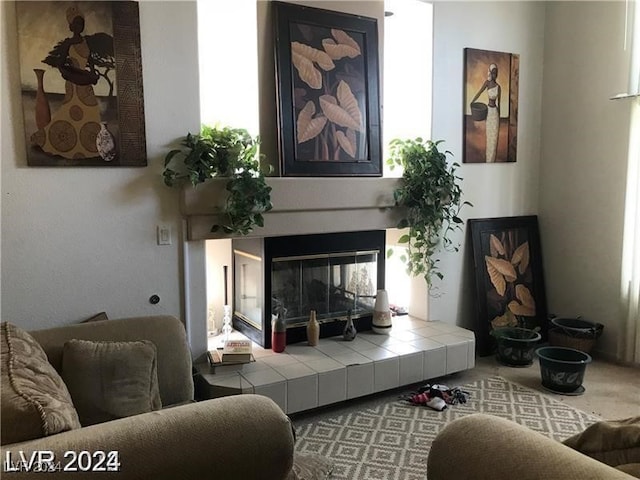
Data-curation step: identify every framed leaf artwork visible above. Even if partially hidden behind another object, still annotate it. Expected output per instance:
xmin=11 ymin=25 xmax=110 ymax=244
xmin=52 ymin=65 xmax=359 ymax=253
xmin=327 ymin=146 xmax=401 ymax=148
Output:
xmin=469 ymin=216 xmax=548 ymax=356
xmin=273 ymin=2 xmax=382 ymax=176
xmin=15 ymin=1 xmax=146 ymax=166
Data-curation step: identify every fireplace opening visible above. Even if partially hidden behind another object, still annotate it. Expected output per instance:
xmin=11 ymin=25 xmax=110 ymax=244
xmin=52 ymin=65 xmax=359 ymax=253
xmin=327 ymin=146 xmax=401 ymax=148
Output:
xmin=232 ymin=230 xmax=386 ymax=348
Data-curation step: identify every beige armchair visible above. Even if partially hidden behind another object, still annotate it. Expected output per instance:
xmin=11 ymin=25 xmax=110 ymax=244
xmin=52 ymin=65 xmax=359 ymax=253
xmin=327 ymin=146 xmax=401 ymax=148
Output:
xmin=1 ymin=316 xmax=295 ymax=479
xmin=427 ymin=414 xmax=638 ymax=480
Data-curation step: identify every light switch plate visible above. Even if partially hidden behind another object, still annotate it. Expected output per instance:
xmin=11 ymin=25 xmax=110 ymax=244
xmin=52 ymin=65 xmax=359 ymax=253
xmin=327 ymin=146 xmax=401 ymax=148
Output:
xmin=157 ymin=225 xmax=172 ymax=245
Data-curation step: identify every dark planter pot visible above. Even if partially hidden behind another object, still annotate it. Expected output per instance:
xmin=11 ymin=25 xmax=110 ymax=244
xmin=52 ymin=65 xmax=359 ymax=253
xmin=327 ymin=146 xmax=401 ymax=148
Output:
xmin=548 ymin=317 xmax=603 ymax=354
xmin=491 ymin=327 xmax=541 ymax=367
xmin=536 ymin=346 xmax=592 ymax=394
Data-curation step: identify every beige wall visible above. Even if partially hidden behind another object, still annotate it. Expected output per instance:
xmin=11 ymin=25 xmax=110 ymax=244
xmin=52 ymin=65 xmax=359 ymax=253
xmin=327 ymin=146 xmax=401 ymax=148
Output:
xmin=429 ymin=1 xmax=546 ymax=332
xmin=1 ymin=2 xmax=199 ymax=330
xmin=539 ymin=1 xmax=632 ymax=358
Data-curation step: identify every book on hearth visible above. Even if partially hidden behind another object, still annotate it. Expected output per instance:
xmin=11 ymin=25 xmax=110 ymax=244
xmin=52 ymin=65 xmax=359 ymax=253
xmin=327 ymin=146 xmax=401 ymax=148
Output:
xmin=208 ymin=339 xmax=253 ymax=364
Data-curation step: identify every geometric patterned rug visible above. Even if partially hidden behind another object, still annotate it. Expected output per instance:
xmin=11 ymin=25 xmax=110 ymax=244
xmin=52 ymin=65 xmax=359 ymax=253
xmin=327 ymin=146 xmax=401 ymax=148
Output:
xmin=293 ymin=376 xmax=602 ymax=480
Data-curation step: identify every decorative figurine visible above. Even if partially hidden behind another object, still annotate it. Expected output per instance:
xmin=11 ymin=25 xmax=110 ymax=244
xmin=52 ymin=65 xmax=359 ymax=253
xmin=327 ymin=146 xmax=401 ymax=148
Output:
xmin=343 ymin=309 xmax=357 ymax=341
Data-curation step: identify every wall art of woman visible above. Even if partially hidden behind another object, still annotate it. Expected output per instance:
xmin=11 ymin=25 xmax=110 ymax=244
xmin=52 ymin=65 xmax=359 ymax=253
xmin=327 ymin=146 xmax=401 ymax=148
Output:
xmin=30 ymin=5 xmax=102 ymax=160
xmin=463 ymin=48 xmax=519 ymax=164
xmin=470 ymin=63 xmax=501 ymax=163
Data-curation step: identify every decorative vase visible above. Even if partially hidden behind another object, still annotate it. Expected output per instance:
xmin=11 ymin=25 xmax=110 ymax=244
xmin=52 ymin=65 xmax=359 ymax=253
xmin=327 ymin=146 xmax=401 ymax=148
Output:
xmin=96 ymin=122 xmax=116 ymax=161
xmin=307 ymin=310 xmax=319 ymax=346
xmin=271 ymin=314 xmax=286 ymax=353
xmin=372 ymin=289 xmax=392 ymax=335
xmin=33 ymin=69 xmax=50 ymax=130
xmin=343 ymin=310 xmax=357 ymax=341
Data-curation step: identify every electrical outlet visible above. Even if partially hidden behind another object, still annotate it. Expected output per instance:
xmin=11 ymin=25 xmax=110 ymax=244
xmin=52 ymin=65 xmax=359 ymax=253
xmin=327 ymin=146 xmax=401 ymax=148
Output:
xmin=157 ymin=225 xmax=172 ymax=245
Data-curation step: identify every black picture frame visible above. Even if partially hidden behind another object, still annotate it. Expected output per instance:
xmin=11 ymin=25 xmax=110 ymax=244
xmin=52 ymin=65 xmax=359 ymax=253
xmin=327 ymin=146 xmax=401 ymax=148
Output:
xmin=469 ymin=215 xmax=548 ymax=356
xmin=273 ymin=1 xmax=381 ymax=177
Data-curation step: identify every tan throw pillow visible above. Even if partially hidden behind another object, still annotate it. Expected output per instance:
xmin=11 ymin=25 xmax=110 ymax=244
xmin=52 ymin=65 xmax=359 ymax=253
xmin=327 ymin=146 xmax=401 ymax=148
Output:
xmin=62 ymin=339 xmax=162 ymax=426
xmin=563 ymin=417 xmax=640 ymax=469
xmin=1 ymin=322 xmax=81 ymax=445
xmin=81 ymin=312 xmax=109 ymax=323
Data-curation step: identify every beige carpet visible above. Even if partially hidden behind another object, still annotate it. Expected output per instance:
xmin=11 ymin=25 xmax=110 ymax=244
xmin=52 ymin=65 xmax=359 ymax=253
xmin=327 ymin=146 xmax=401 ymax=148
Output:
xmin=293 ymin=376 xmax=601 ymax=480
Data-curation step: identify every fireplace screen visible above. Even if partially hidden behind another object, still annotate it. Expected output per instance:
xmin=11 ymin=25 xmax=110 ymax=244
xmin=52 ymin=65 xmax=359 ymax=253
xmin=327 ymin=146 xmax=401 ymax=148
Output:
xmin=232 ymin=230 xmax=385 ymax=347
xmin=271 ymin=251 xmax=378 ymax=327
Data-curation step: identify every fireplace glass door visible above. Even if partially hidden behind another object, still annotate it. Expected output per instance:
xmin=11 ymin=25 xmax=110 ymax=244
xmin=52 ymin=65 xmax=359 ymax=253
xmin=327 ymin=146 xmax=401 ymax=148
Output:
xmin=271 ymin=251 xmax=378 ymax=327
xmin=232 ymin=230 xmax=385 ymax=347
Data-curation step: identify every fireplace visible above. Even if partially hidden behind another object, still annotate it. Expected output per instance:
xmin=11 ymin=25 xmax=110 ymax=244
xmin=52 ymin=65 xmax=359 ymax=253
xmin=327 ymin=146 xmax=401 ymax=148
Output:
xmin=232 ymin=230 xmax=386 ymax=348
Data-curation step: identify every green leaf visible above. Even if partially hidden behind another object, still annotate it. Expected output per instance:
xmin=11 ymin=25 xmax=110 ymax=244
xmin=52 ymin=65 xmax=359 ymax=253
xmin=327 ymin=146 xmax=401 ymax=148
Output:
xmin=163 ymin=124 xmax=272 ymax=236
xmin=384 ymin=138 xmax=472 ymax=289
xmin=164 ymin=149 xmax=182 ymax=167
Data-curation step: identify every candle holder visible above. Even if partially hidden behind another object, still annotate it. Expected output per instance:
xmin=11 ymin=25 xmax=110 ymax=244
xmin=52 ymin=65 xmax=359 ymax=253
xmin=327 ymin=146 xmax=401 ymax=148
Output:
xmin=222 ymin=304 xmax=232 ymax=341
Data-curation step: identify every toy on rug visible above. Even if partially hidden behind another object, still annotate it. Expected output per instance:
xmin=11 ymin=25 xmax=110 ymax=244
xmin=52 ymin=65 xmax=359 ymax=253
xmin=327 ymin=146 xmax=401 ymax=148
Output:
xmin=402 ymin=384 xmax=470 ymax=411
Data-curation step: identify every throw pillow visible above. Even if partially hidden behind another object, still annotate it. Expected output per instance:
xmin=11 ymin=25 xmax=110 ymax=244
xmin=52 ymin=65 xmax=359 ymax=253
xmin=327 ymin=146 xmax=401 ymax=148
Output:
xmin=61 ymin=339 xmax=162 ymax=426
xmin=1 ymin=322 xmax=81 ymax=445
xmin=563 ymin=417 xmax=640 ymax=469
xmin=81 ymin=312 xmax=109 ymax=323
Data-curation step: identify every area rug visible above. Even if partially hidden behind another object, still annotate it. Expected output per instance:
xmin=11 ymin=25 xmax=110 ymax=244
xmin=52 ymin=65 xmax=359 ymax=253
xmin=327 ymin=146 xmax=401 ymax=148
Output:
xmin=292 ymin=376 xmax=601 ymax=480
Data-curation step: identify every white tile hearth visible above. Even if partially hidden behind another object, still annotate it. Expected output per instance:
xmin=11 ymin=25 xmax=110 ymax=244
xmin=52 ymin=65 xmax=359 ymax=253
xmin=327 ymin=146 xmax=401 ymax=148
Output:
xmin=196 ymin=317 xmax=475 ymax=414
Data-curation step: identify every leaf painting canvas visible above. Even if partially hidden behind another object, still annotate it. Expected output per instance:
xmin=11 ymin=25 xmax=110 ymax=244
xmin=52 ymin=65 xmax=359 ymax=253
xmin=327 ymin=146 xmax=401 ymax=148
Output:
xmin=469 ymin=216 xmax=548 ymax=356
xmin=274 ymin=2 xmax=382 ymax=176
xmin=15 ymin=1 xmax=146 ymax=166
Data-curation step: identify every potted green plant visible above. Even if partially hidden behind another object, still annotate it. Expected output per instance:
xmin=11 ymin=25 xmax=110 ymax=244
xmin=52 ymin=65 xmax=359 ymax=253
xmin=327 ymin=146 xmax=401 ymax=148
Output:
xmin=163 ymin=125 xmax=273 ymax=235
xmin=386 ymin=138 xmax=472 ymax=289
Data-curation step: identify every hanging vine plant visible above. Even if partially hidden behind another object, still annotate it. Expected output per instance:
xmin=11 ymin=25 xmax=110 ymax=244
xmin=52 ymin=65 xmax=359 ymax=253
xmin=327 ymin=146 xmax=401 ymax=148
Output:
xmin=163 ymin=125 xmax=272 ymax=235
xmin=387 ymin=138 xmax=472 ymax=290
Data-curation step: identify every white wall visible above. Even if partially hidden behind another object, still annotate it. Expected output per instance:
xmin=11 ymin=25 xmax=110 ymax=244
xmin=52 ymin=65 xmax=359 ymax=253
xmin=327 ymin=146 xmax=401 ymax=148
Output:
xmin=429 ymin=2 xmax=546 ymax=331
xmin=539 ymin=2 xmax=632 ymax=358
xmin=1 ymin=2 xmax=200 ymax=330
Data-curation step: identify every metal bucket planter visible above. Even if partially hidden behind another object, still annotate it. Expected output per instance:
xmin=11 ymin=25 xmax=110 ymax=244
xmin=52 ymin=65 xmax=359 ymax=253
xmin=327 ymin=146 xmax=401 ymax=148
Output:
xmin=536 ymin=346 xmax=592 ymax=395
xmin=491 ymin=327 xmax=541 ymax=367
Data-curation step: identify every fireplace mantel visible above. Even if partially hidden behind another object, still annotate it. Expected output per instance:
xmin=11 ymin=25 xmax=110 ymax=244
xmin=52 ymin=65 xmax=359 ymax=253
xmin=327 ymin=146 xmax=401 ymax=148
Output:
xmin=181 ymin=177 xmax=405 ymax=240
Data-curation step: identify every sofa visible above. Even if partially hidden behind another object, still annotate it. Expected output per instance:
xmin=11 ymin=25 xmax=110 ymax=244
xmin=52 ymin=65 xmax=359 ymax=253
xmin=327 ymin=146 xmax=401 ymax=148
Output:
xmin=427 ymin=413 xmax=639 ymax=479
xmin=1 ymin=315 xmax=295 ymax=479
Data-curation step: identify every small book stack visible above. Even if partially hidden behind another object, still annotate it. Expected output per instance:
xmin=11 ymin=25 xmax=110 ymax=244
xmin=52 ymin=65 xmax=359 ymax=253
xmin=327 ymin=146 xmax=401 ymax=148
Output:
xmin=208 ymin=339 xmax=253 ymax=365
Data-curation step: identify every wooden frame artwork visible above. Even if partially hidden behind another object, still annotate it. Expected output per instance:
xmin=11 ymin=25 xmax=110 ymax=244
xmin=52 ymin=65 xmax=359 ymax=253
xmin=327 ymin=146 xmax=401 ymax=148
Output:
xmin=273 ymin=1 xmax=382 ymax=176
xmin=16 ymin=1 xmax=146 ymax=166
xmin=463 ymin=48 xmax=519 ymax=163
xmin=469 ymin=216 xmax=548 ymax=356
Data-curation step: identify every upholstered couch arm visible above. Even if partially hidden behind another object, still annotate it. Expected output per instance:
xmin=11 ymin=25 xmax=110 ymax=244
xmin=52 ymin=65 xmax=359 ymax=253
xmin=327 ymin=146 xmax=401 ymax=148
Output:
xmin=427 ymin=414 xmax=636 ymax=480
xmin=2 ymin=395 xmax=295 ymax=480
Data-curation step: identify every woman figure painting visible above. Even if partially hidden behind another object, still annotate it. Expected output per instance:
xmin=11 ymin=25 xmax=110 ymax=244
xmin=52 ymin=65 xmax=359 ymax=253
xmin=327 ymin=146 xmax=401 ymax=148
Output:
xmin=31 ymin=5 xmax=103 ymax=160
xmin=470 ymin=64 xmax=501 ymax=163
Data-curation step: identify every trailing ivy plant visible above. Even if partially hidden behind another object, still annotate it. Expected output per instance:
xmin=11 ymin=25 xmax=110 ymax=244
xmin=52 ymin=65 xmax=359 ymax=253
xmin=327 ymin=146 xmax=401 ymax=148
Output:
xmin=387 ymin=138 xmax=472 ymax=290
xmin=163 ymin=125 xmax=272 ymax=235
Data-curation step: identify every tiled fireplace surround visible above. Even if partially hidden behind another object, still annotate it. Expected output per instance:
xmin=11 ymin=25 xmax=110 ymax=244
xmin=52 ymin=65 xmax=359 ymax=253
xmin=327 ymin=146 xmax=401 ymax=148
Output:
xmin=183 ymin=178 xmax=476 ymax=414
xmin=196 ymin=317 xmax=475 ymax=414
